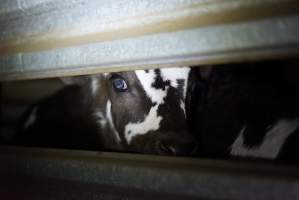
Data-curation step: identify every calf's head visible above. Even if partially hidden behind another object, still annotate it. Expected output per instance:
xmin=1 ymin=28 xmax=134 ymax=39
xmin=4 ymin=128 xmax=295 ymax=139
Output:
xmin=63 ymin=67 xmax=197 ymax=155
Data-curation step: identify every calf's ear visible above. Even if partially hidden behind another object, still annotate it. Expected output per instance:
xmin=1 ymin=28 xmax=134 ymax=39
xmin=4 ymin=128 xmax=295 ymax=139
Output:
xmin=60 ymin=75 xmax=90 ymax=85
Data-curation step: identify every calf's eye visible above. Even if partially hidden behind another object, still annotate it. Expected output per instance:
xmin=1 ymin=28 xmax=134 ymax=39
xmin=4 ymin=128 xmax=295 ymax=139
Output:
xmin=112 ymin=77 xmax=128 ymax=92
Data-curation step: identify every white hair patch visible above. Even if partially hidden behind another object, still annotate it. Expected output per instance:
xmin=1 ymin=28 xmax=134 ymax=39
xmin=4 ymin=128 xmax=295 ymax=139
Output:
xmin=180 ymin=100 xmax=186 ymax=117
xmin=106 ymin=100 xmax=121 ymax=142
xmin=91 ymin=77 xmax=99 ymax=97
xmin=24 ymin=107 xmax=38 ymax=128
xmin=135 ymin=70 xmax=168 ymax=104
xmin=124 ymin=105 xmax=162 ymax=144
xmin=230 ymin=118 xmax=299 ymax=159
xmin=160 ymin=67 xmax=190 ymax=90
xmin=93 ymin=111 xmax=107 ymax=128
xmin=135 ymin=67 xmax=190 ymax=105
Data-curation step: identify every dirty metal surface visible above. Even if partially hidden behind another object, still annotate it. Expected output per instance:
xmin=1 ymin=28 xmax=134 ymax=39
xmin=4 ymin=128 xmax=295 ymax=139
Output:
xmin=0 ymin=0 xmax=298 ymax=80
xmin=0 ymin=146 xmax=299 ymax=199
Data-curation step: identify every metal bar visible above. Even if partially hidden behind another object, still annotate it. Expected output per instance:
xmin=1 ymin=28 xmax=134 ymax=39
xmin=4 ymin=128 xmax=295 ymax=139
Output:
xmin=0 ymin=146 xmax=299 ymax=199
xmin=0 ymin=0 xmax=299 ymax=80
xmin=0 ymin=0 xmax=298 ymax=55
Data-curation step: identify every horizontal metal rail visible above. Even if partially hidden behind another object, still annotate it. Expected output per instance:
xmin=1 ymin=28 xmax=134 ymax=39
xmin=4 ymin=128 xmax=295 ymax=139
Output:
xmin=0 ymin=146 xmax=299 ymax=199
xmin=0 ymin=0 xmax=299 ymax=80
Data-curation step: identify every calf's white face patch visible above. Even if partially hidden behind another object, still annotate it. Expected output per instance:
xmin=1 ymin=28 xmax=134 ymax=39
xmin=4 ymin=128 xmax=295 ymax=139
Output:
xmin=135 ymin=70 xmax=167 ymax=104
xmin=124 ymin=67 xmax=190 ymax=144
xmin=135 ymin=68 xmax=190 ymax=104
xmin=125 ymin=104 xmax=162 ymax=143
xmin=106 ymin=100 xmax=121 ymax=142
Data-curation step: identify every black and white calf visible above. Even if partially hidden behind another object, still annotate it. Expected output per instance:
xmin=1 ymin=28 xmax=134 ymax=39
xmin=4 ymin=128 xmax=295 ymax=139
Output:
xmin=193 ymin=63 xmax=299 ymax=161
xmin=18 ymin=67 xmax=197 ymax=155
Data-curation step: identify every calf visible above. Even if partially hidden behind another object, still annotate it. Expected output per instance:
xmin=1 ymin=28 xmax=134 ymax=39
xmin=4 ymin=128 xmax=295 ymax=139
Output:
xmin=16 ymin=84 xmax=101 ymax=150
xmin=192 ymin=62 xmax=299 ymax=161
xmin=18 ymin=67 xmax=198 ymax=155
